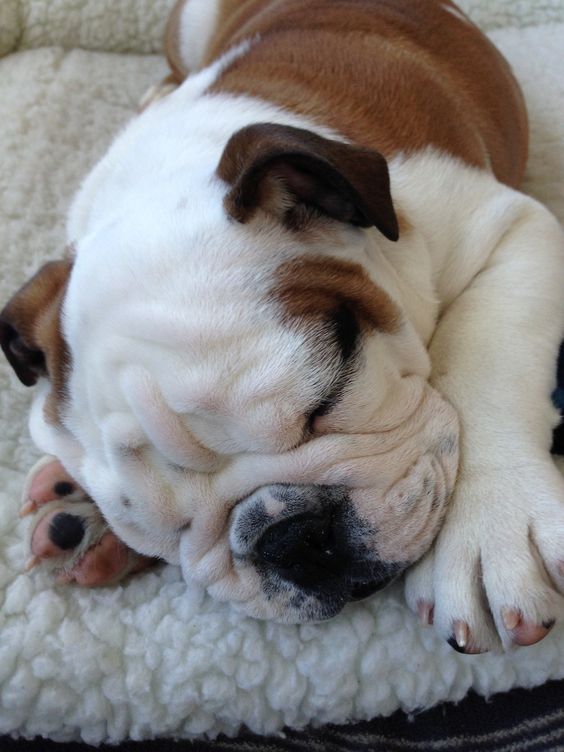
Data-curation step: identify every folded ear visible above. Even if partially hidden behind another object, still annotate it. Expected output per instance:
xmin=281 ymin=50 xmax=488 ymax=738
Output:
xmin=0 ymin=260 xmax=72 ymax=387
xmin=217 ymin=123 xmax=399 ymax=240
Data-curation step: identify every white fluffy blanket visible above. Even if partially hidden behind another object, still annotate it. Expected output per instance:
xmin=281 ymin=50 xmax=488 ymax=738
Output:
xmin=2 ymin=0 xmax=564 ymax=744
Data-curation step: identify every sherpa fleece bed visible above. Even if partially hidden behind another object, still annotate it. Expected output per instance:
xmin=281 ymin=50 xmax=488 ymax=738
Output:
xmin=2 ymin=0 xmax=564 ymax=745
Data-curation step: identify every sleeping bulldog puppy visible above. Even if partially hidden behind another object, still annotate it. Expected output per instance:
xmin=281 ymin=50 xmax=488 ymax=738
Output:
xmin=2 ymin=0 xmax=564 ymax=653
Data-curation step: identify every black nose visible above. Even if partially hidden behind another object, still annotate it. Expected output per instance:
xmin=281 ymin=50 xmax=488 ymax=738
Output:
xmin=256 ymin=513 xmax=346 ymax=590
xmin=48 ymin=512 xmax=85 ymax=550
xmin=255 ymin=510 xmax=403 ymax=597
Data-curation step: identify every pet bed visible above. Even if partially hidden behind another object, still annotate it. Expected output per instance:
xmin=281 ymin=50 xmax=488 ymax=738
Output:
xmin=2 ymin=0 xmax=564 ymax=743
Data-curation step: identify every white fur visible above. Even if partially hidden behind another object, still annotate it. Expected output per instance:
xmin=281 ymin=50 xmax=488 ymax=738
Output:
xmin=21 ymin=0 xmax=564 ymax=650
xmin=397 ymin=153 xmax=564 ymax=648
xmin=34 ymin=82 xmax=445 ymax=584
xmin=3 ymin=1 xmax=564 ymax=744
xmin=29 ymin=49 xmax=564 ymax=642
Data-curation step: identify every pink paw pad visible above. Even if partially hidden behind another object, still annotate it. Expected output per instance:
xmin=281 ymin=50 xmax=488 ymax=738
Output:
xmin=58 ymin=533 xmax=154 ymax=586
xmin=22 ymin=456 xmax=155 ymax=586
xmin=21 ymin=456 xmax=83 ymax=517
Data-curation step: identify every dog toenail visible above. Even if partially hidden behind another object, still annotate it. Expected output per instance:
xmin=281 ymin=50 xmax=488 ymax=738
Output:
xmin=24 ymin=555 xmax=40 ymax=572
xmin=453 ymin=621 xmax=468 ymax=648
xmin=447 ymin=636 xmax=467 ymax=654
xmin=20 ymin=499 xmax=38 ymax=518
xmin=417 ymin=601 xmax=434 ymax=626
xmin=501 ymin=608 xmax=520 ymax=631
xmin=53 ymin=481 xmax=75 ymax=497
xmin=48 ymin=513 xmax=85 ymax=550
xmin=542 ymin=619 xmax=555 ymax=631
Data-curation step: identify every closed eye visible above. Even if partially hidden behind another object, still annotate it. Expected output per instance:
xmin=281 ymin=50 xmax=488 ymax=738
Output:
xmin=306 ymin=396 xmax=335 ymax=429
xmin=304 ymin=390 xmax=342 ymax=440
xmin=332 ymin=302 xmax=360 ymax=363
xmin=304 ymin=304 xmax=362 ymax=437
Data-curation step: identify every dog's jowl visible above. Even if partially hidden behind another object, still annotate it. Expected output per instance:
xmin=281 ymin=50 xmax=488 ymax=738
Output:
xmin=2 ymin=0 xmax=564 ymax=653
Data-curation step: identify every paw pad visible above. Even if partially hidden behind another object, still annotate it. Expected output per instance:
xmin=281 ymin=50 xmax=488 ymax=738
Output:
xmin=21 ymin=455 xmax=154 ymax=587
xmin=52 ymin=481 xmax=76 ymax=497
xmin=48 ymin=512 xmax=85 ymax=550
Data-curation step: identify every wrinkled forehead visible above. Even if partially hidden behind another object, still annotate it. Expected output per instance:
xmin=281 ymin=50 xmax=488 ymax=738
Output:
xmin=60 ymin=203 xmax=398 ymax=429
xmin=55 ymin=232 xmax=309 ymax=466
xmin=31 ymin=181 xmax=407 ymax=512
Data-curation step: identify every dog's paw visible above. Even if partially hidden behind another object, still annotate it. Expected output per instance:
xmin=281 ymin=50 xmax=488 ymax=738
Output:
xmin=405 ymin=460 xmax=564 ymax=652
xmin=22 ymin=455 xmax=154 ymax=586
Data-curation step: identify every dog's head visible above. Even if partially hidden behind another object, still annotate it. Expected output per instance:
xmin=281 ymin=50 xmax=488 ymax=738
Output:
xmin=1 ymin=122 xmax=458 ymax=621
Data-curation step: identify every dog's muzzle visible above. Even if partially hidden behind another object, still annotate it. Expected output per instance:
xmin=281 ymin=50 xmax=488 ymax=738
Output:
xmin=177 ymin=381 xmax=459 ymax=622
xmin=230 ymin=484 xmax=405 ymax=608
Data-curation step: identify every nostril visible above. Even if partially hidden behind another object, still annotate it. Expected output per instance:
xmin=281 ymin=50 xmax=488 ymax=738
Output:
xmin=256 ymin=514 xmax=343 ymax=588
xmin=48 ymin=512 xmax=85 ymax=550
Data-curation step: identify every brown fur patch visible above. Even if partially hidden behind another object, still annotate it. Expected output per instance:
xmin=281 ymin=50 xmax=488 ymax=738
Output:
xmin=195 ymin=0 xmax=528 ymax=188
xmin=217 ymin=122 xmax=399 ymax=238
xmin=0 ymin=260 xmax=72 ymax=424
xmin=273 ymin=255 xmax=401 ymax=335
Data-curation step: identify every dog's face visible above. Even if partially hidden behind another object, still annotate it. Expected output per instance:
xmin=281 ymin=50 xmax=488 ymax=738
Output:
xmin=0 ymin=123 xmax=459 ymax=621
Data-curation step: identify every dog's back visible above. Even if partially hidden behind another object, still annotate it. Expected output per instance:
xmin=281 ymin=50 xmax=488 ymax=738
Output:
xmin=166 ymin=0 xmax=528 ymax=187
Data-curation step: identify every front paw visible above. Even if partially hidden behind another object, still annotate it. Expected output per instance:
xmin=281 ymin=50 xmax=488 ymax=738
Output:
xmin=22 ymin=456 xmax=154 ymax=586
xmin=405 ymin=461 xmax=564 ymax=652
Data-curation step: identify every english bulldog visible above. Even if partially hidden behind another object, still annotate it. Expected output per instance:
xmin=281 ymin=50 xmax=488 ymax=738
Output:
xmin=2 ymin=0 xmax=564 ymax=654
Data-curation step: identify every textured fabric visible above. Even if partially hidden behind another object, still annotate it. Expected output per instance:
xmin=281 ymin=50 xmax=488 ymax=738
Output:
xmin=459 ymin=0 xmax=564 ymax=30
xmin=0 ymin=0 xmax=564 ymax=58
xmin=0 ymin=0 xmax=176 ymax=56
xmin=2 ymin=0 xmax=564 ymax=745
xmin=3 ymin=679 xmax=564 ymax=751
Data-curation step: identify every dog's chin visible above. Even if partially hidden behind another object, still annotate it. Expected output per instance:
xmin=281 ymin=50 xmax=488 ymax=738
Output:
xmin=222 ymin=567 xmax=406 ymax=624
xmin=349 ymin=575 xmax=398 ymax=601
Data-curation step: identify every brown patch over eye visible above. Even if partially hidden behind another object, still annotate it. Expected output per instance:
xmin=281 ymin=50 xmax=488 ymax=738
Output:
xmin=272 ymin=255 xmax=401 ymax=335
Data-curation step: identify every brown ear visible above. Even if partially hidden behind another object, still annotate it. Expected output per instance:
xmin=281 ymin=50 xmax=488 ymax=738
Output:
xmin=0 ymin=260 xmax=72 ymax=387
xmin=217 ymin=123 xmax=399 ymax=240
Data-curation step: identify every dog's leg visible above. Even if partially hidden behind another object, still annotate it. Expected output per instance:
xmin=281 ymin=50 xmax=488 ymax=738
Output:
xmin=22 ymin=456 xmax=155 ymax=586
xmin=405 ymin=195 xmax=564 ymax=652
